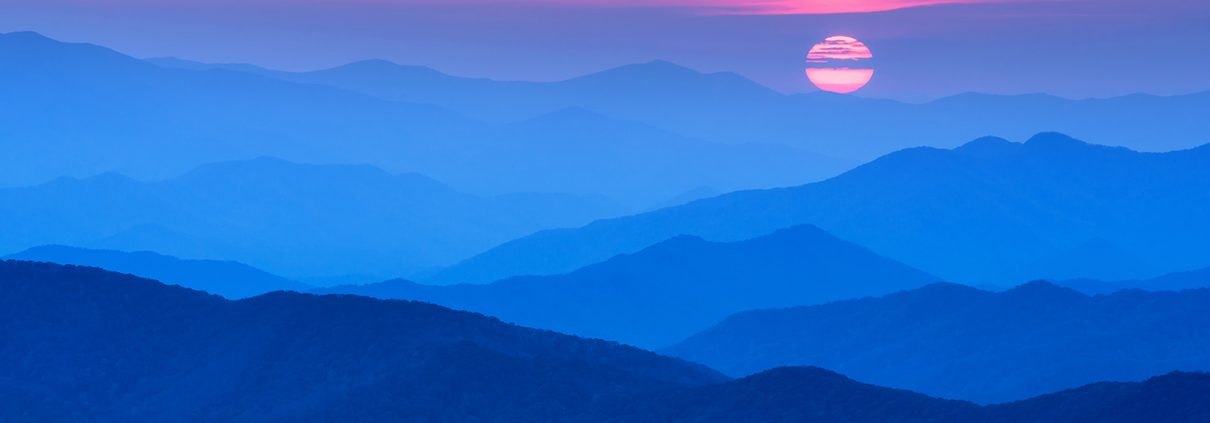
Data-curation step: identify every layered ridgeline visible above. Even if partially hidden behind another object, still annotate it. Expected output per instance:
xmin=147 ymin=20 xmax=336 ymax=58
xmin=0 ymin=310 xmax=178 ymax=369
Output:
xmin=4 ymin=245 xmax=307 ymax=298
xmin=4 ymin=261 xmax=1210 ymax=422
xmin=667 ymin=282 xmax=1210 ymax=404
xmin=154 ymin=56 xmax=1210 ymax=162
xmin=0 ymin=158 xmax=619 ymax=281
xmin=321 ymin=225 xmax=939 ymax=349
xmin=1060 ymin=265 xmax=1210 ymax=295
xmin=432 ymin=133 xmax=1210 ymax=286
xmin=0 ymin=32 xmax=834 ymax=207
xmin=0 ymin=260 xmax=720 ymax=422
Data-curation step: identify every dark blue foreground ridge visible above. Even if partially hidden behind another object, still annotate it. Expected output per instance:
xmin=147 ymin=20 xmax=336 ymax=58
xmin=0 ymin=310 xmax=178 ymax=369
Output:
xmin=3 ymin=260 xmax=1209 ymax=422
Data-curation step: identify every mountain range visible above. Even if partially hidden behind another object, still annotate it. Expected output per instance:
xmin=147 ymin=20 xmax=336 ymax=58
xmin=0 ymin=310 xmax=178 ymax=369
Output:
xmin=667 ymin=281 xmax=1210 ymax=404
xmin=321 ymin=225 xmax=939 ymax=348
xmin=153 ymin=56 xmax=1210 ymax=163
xmin=430 ymin=133 xmax=1210 ymax=286
xmin=4 ymin=260 xmax=1210 ymax=422
xmin=1059 ymin=265 xmax=1210 ymax=295
xmin=4 ymin=245 xmax=306 ymax=298
xmin=0 ymin=31 xmax=837 ymax=207
xmin=0 ymin=157 xmax=620 ymax=281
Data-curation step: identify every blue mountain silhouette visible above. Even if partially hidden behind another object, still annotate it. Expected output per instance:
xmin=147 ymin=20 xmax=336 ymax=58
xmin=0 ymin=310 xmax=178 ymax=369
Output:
xmin=432 ymin=133 xmax=1210 ymax=285
xmin=667 ymin=281 xmax=1210 ymax=403
xmin=321 ymin=225 xmax=939 ymax=348
xmin=1060 ymin=265 xmax=1210 ymax=294
xmin=1 ymin=32 xmax=837 ymax=206
xmin=160 ymin=54 xmax=1210 ymax=163
xmin=0 ymin=31 xmax=473 ymax=187
xmin=4 ymin=260 xmax=1210 ymax=422
xmin=0 ymin=260 xmax=722 ymax=421
xmin=4 ymin=245 xmax=308 ymax=298
xmin=0 ymin=157 xmax=620 ymax=281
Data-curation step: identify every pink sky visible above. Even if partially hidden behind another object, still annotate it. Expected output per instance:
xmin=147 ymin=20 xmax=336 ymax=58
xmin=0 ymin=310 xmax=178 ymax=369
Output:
xmin=4 ymin=0 xmax=1207 ymax=100
xmin=61 ymin=0 xmax=998 ymax=15
xmin=616 ymin=0 xmax=997 ymax=14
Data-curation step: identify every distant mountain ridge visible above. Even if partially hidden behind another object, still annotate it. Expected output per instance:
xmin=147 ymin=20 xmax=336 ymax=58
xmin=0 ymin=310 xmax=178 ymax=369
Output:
xmin=667 ymin=281 xmax=1210 ymax=403
xmin=322 ymin=225 xmax=939 ymax=348
xmin=2 ymin=32 xmax=838 ymax=206
xmin=1059 ymin=265 xmax=1210 ymax=294
xmin=4 ymin=245 xmax=307 ymax=298
xmin=0 ymin=157 xmax=621 ymax=280
xmin=153 ymin=54 xmax=1210 ymax=162
xmin=4 ymin=260 xmax=1210 ymax=422
xmin=0 ymin=31 xmax=475 ymax=187
xmin=431 ymin=133 xmax=1210 ymax=285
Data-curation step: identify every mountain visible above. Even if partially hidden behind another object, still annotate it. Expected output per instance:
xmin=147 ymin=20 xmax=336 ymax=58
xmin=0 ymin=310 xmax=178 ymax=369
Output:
xmin=407 ymin=107 xmax=840 ymax=207
xmin=1061 ymin=265 xmax=1210 ymax=295
xmin=591 ymin=368 xmax=1210 ymax=423
xmin=4 ymin=260 xmax=1209 ymax=422
xmin=0 ymin=260 xmax=723 ymax=422
xmin=195 ymin=56 xmax=1210 ymax=162
xmin=0 ymin=31 xmax=473 ymax=187
xmin=666 ymin=281 xmax=1210 ymax=404
xmin=0 ymin=157 xmax=621 ymax=280
xmin=978 ymin=371 xmax=1210 ymax=423
xmin=3 ymin=245 xmax=308 ymax=298
xmin=431 ymin=133 xmax=1210 ymax=285
xmin=322 ymin=225 xmax=939 ymax=348
xmin=2 ymin=32 xmax=838 ymax=207
xmin=592 ymin=366 xmax=982 ymax=422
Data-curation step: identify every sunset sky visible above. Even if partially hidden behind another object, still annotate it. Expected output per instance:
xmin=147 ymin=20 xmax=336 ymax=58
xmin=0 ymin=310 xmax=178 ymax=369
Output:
xmin=2 ymin=0 xmax=1207 ymax=100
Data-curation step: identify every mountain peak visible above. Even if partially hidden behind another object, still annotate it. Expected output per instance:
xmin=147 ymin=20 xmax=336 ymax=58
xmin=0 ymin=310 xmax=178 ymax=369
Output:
xmin=0 ymin=31 xmax=54 ymax=42
xmin=1004 ymin=280 xmax=1088 ymax=300
xmin=953 ymin=136 xmax=1019 ymax=158
xmin=335 ymin=58 xmax=438 ymax=74
xmin=575 ymin=60 xmax=704 ymax=82
xmin=1023 ymin=132 xmax=1090 ymax=150
xmin=0 ymin=30 xmax=151 ymax=72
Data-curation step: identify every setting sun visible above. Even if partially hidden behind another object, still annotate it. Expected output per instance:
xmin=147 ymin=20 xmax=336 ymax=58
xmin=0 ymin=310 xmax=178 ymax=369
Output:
xmin=805 ymin=35 xmax=875 ymax=94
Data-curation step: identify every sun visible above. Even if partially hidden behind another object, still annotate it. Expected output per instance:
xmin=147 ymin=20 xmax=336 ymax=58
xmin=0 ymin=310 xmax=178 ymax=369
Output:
xmin=805 ymin=35 xmax=875 ymax=94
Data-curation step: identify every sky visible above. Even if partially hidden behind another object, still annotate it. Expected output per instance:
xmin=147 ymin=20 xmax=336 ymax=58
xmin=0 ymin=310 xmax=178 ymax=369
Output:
xmin=2 ymin=0 xmax=1208 ymax=100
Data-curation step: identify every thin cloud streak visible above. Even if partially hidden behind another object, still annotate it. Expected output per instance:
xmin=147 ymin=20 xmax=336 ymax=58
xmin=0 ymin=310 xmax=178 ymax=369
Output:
xmin=51 ymin=0 xmax=1002 ymax=15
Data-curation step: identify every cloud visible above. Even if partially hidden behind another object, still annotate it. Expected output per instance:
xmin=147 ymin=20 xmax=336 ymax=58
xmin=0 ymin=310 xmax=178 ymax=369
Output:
xmin=807 ymin=36 xmax=873 ymax=64
xmin=103 ymin=0 xmax=1000 ymax=15
xmin=660 ymin=0 xmax=1000 ymax=15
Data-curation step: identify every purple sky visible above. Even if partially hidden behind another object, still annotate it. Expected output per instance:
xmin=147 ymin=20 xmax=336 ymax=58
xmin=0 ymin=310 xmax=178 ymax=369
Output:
xmin=2 ymin=0 xmax=1207 ymax=100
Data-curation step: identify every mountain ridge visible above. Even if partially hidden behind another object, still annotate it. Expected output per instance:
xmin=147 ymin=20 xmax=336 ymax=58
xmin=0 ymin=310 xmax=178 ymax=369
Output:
xmin=323 ymin=224 xmax=939 ymax=348
xmin=4 ymin=260 xmax=1210 ymax=422
xmin=429 ymin=133 xmax=1210 ymax=286
xmin=0 ymin=157 xmax=622 ymax=281
xmin=4 ymin=245 xmax=308 ymax=298
xmin=667 ymin=280 xmax=1210 ymax=403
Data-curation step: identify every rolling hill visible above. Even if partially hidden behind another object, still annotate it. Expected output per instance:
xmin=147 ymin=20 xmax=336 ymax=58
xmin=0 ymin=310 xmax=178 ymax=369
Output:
xmin=2 ymin=32 xmax=839 ymax=207
xmin=4 ymin=245 xmax=307 ymax=298
xmin=1060 ymin=265 xmax=1210 ymax=295
xmin=0 ymin=31 xmax=473 ymax=187
xmin=667 ymin=281 xmax=1210 ymax=404
xmin=431 ymin=133 xmax=1210 ymax=286
xmin=158 ymin=56 xmax=1210 ymax=163
xmin=3 ymin=260 xmax=1209 ymax=422
xmin=0 ymin=157 xmax=620 ymax=281
xmin=0 ymin=260 xmax=722 ymax=422
xmin=322 ymin=225 xmax=939 ymax=348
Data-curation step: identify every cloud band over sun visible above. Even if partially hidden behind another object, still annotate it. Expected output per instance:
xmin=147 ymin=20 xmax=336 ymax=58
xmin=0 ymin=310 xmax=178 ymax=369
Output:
xmin=643 ymin=0 xmax=998 ymax=14
xmin=191 ymin=0 xmax=999 ymax=15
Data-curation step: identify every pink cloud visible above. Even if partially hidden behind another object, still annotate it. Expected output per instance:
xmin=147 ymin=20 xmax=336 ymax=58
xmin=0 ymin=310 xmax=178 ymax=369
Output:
xmin=167 ymin=0 xmax=1002 ymax=15
xmin=660 ymin=0 xmax=1000 ymax=14
xmin=806 ymin=36 xmax=873 ymax=63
